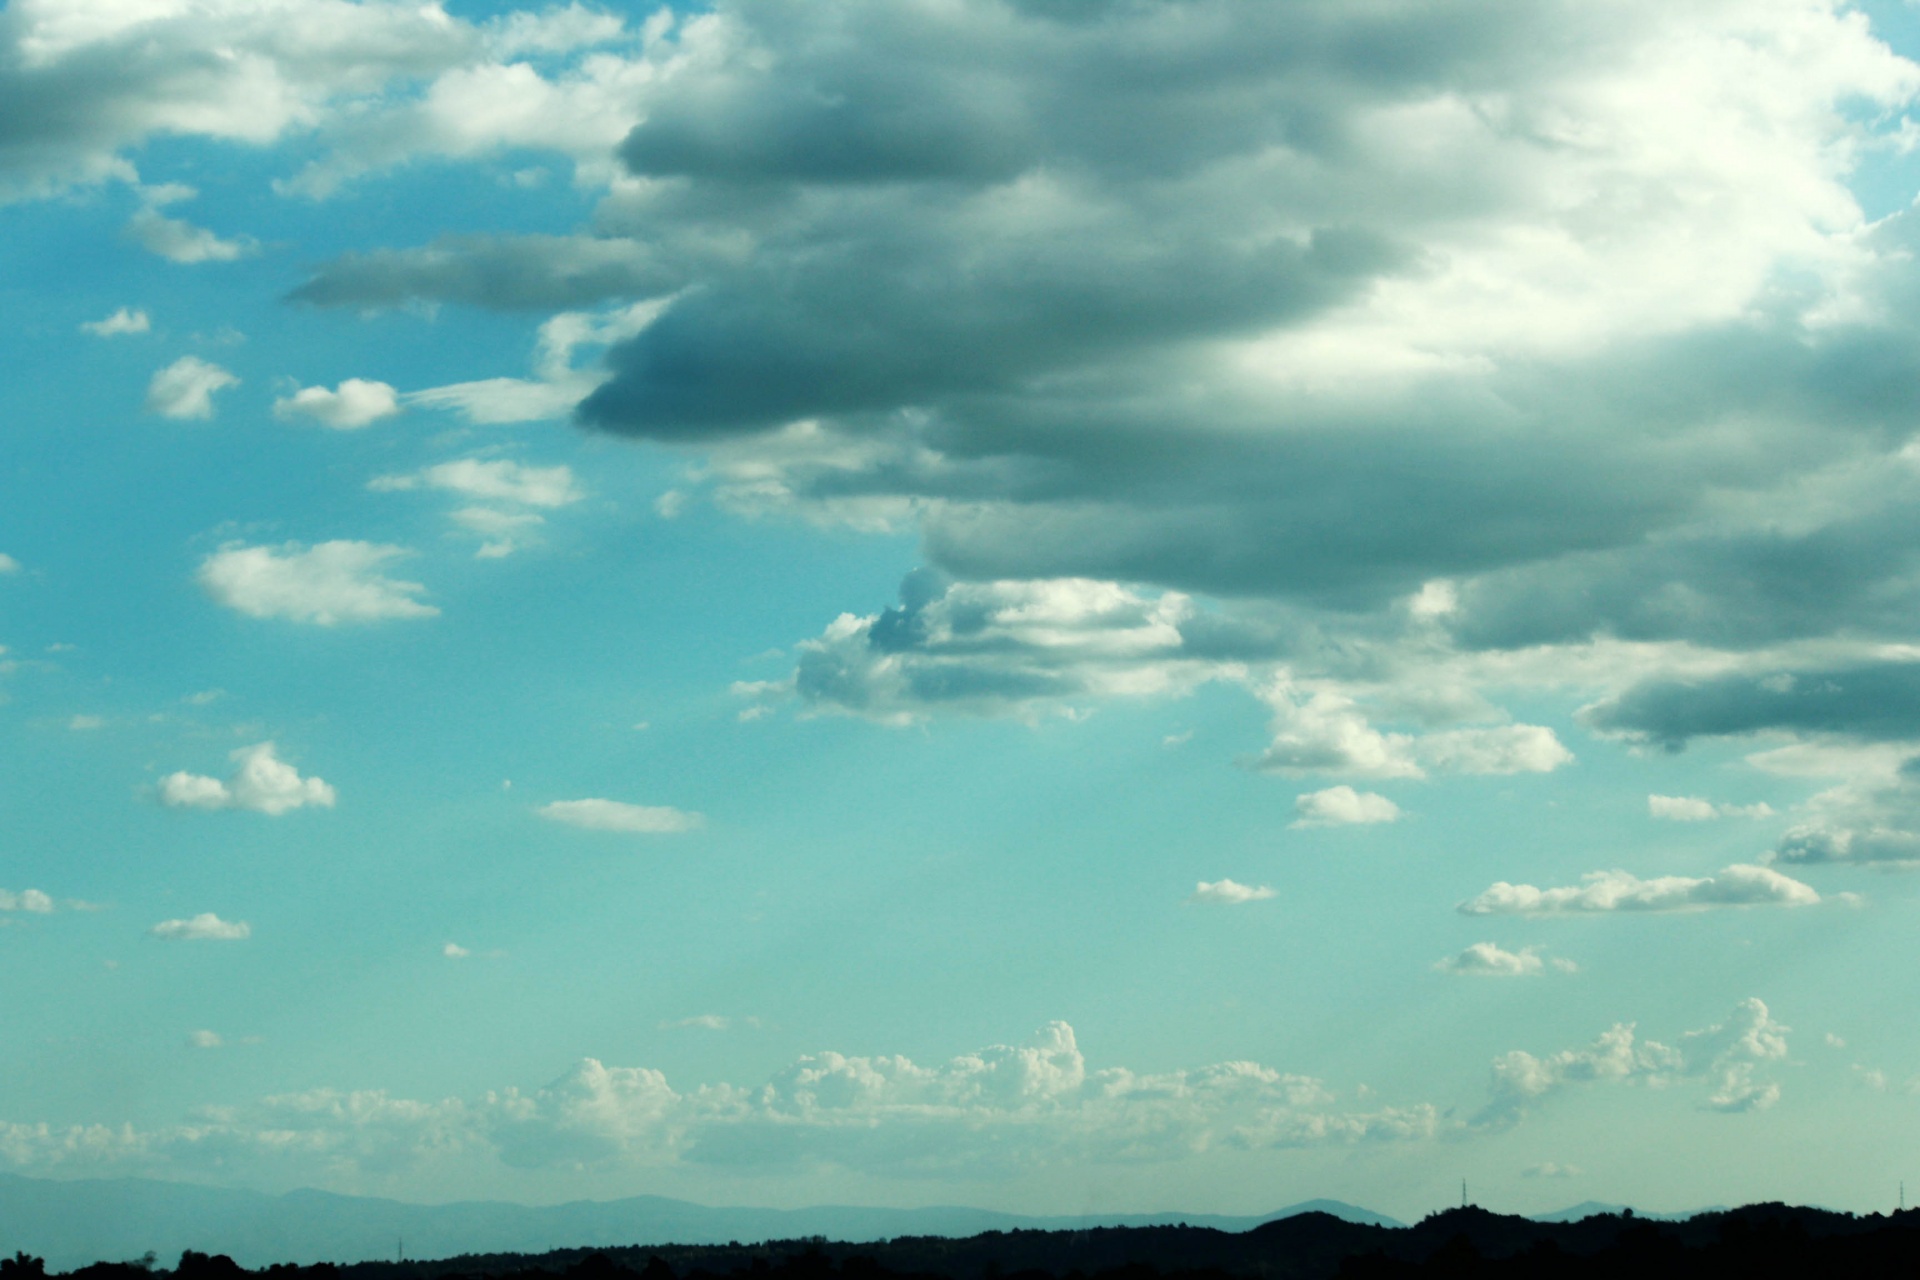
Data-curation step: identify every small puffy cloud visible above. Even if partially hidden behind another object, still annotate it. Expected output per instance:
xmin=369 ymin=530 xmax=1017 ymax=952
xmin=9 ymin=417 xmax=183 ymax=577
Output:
xmin=126 ymin=208 xmax=255 ymax=263
xmin=767 ymin=572 xmax=1220 ymax=725
xmin=0 ymin=889 xmax=55 ymax=914
xmin=1764 ymin=764 xmax=1920 ymax=867
xmin=187 ymin=1030 xmax=224 ymax=1049
xmin=67 ymin=715 xmax=104 ymax=731
xmin=1459 ymin=865 xmax=1819 ymax=915
xmin=1649 ymin=795 xmax=1717 ymax=821
xmin=453 ymin=506 xmax=545 ymax=559
xmin=1435 ymin=943 xmax=1575 ymax=976
xmin=443 ymin=942 xmax=470 ymax=959
xmin=80 ymin=307 xmax=149 ymax=337
xmin=150 ymin=913 xmax=250 ymax=941
xmin=145 ymin=356 xmax=238 ymax=420
xmin=0 ymin=553 xmax=17 ymax=574
xmin=538 ymin=799 xmax=704 ymax=833
xmin=158 ymin=742 xmax=336 ymax=816
xmin=371 ymin=457 xmax=582 ymax=508
xmin=124 ymin=184 xmax=255 ymax=263
xmin=198 ymin=541 xmax=437 ymax=625
xmin=273 ymin=379 xmax=402 ymax=430
xmin=1649 ymin=795 xmax=1776 ymax=821
xmin=1522 ymin=1162 xmax=1581 ymax=1179
xmin=1256 ymin=679 xmax=1571 ymax=779
xmin=1480 ymin=998 xmax=1788 ymax=1125
xmin=1419 ymin=725 xmax=1574 ymax=776
xmin=1189 ymin=879 xmax=1276 ymax=905
xmin=1292 ymin=786 xmax=1401 ymax=828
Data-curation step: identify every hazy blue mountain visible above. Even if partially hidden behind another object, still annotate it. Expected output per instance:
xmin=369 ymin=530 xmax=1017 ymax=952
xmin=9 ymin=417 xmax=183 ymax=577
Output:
xmin=1529 ymin=1201 xmax=1715 ymax=1223
xmin=0 ymin=1175 xmax=1401 ymax=1270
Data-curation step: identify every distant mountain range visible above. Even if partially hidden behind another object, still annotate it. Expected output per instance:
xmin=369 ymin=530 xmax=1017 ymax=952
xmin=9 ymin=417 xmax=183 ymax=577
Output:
xmin=1526 ymin=1200 xmax=1719 ymax=1223
xmin=0 ymin=1175 xmax=1405 ymax=1270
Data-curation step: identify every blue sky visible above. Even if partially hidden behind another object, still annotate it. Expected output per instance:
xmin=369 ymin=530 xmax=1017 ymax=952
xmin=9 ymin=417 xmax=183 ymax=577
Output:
xmin=6 ymin=0 xmax=1920 ymax=1224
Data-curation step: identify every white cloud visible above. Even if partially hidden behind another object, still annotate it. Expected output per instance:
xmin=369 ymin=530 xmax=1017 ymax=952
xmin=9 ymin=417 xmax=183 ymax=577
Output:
xmin=0 ymin=553 xmax=17 ymax=574
xmin=1480 ymin=998 xmax=1788 ymax=1124
xmin=1189 ymin=879 xmax=1276 ymax=905
xmin=80 ymin=307 xmax=149 ymax=337
xmin=443 ymin=943 xmax=470 ymax=959
xmin=198 ymin=541 xmax=437 ymax=625
xmin=1292 ymin=785 xmax=1401 ymax=828
xmin=273 ymin=379 xmax=402 ymax=429
xmin=1418 ymin=725 xmax=1574 ymax=775
xmin=404 ymin=302 xmax=667 ymax=424
xmin=67 ymin=715 xmax=103 ymax=731
xmin=187 ymin=1030 xmax=224 ymax=1049
xmin=158 ymin=742 xmax=335 ymax=816
xmin=1650 ymin=795 xmax=1776 ymax=821
xmin=145 ymin=356 xmax=238 ymax=420
xmin=1256 ymin=678 xmax=1571 ymax=779
xmin=0 ymin=889 xmax=54 ymax=914
xmin=149 ymin=913 xmax=250 ymax=941
xmin=0 ymin=1020 xmax=1455 ymax=1182
xmin=1649 ymin=795 xmax=1717 ymax=821
xmin=537 ymin=799 xmax=704 ymax=834
xmin=125 ymin=191 xmax=256 ymax=263
xmin=763 ymin=575 xmax=1222 ymax=726
xmin=1459 ymin=865 xmax=1819 ymax=915
xmin=1522 ymin=1162 xmax=1581 ymax=1179
xmin=372 ymin=458 xmax=582 ymax=508
xmin=1436 ymin=943 xmax=1575 ymax=977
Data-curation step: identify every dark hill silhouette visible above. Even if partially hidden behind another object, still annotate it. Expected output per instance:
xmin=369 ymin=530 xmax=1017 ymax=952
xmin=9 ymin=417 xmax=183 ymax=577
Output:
xmin=12 ymin=1202 xmax=1920 ymax=1280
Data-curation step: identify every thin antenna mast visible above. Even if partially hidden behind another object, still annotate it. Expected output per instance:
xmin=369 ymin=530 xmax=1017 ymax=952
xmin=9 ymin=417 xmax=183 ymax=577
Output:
xmin=1462 ymin=1178 xmax=1468 ymax=1208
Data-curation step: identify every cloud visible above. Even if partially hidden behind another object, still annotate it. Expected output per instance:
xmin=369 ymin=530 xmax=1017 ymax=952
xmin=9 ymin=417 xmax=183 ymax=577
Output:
xmin=1648 ymin=794 xmax=1774 ymax=821
xmin=67 ymin=715 xmax=103 ymax=731
xmin=125 ymin=186 xmax=255 ymax=263
xmin=403 ymin=302 xmax=666 ymax=425
xmin=0 ymin=889 xmax=54 ymax=914
xmin=537 ymin=799 xmax=704 ymax=834
xmin=158 ymin=742 xmax=335 ymax=816
xmin=442 ymin=943 xmax=470 ymax=959
xmin=145 ymin=357 xmax=238 ymax=420
xmin=273 ymin=379 xmax=402 ymax=429
xmin=0 ymin=553 xmax=17 ymax=574
xmin=198 ymin=541 xmax=437 ymax=625
xmin=1459 ymin=865 xmax=1820 ymax=915
xmin=80 ymin=307 xmax=148 ymax=337
xmin=660 ymin=1015 xmax=731 ymax=1031
xmin=149 ymin=913 xmax=250 ymax=941
xmin=1522 ymin=1162 xmax=1580 ymax=1179
xmin=1256 ymin=678 xmax=1572 ymax=779
xmin=1292 ymin=786 xmax=1402 ymax=828
xmin=1435 ymin=943 xmax=1575 ymax=977
xmin=371 ymin=458 xmax=582 ymax=508
xmin=1188 ymin=879 xmax=1276 ymax=905
xmin=1480 ymin=998 xmax=1788 ymax=1125
xmin=0 ymin=1021 xmax=1449 ymax=1182
xmin=187 ymin=1030 xmax=224 ymax=1050
xmin=753 ymin=571 xmax=1225 ymax=725
xmin=291 ymin=234 xmax=678 ymax=311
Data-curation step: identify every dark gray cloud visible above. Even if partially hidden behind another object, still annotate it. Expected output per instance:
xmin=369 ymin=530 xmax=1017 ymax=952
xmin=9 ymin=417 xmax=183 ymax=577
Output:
xmin=289 ymin=235 xmax=684 ymax=311
xmin=1584 ymin=662 xmax=1920 ymax=749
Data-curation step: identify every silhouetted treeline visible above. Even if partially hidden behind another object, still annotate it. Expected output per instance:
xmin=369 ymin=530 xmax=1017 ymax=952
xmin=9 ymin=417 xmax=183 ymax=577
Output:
xmin=18 ymin=1203 xmax=1920 ymax=1280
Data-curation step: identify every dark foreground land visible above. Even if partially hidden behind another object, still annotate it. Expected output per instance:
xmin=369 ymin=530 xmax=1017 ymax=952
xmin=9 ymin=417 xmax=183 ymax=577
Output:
xmin=12 ymin=1203 xmax=1920 ymax=1280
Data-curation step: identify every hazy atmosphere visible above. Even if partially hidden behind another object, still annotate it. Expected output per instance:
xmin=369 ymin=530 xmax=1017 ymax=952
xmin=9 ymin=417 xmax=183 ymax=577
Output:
xmin=9 ymin=0 xmax=1920 ymax=1228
